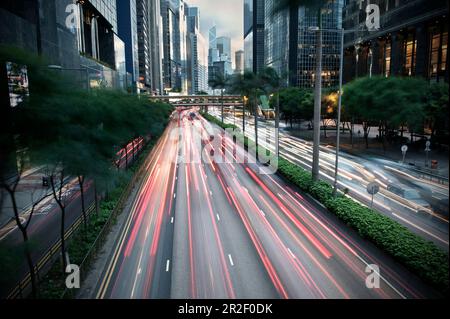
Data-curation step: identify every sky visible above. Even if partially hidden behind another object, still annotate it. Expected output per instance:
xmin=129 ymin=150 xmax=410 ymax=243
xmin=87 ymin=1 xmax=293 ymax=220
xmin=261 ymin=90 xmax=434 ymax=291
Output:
xmin=187 ymin=0 xmax=243 ymax=68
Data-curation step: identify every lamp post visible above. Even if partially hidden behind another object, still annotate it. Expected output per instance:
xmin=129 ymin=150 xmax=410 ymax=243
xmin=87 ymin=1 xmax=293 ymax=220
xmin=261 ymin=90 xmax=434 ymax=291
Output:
xmin=333 ymin=28 xmax=344 ymax=196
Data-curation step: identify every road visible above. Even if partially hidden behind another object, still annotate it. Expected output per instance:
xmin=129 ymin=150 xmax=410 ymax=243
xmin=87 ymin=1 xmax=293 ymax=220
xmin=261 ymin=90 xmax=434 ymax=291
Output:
xmin=210 ymin=109 xmax=449 ymax=250
xmin=94 ymin=109 xmax=440 ymax=299
xmin=0 ymin=138 xmax=144 ymax=299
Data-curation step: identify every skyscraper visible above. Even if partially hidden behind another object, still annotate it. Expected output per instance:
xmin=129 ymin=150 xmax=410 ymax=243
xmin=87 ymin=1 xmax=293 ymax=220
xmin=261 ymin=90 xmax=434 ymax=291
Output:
xmin=208 ymin=25 xmax=219 ymax=66
xmin=161 ymin=0 xmax=188 ymax=94
xmin=117 ymin=0 xmax=139 ymax=88
xmin=216 ymin=36 xmax=233 ymax=75
xmin=135 ymin=0 xmax=152 ymax=92
xmin=264 ymin=0 xmax=344 ymax=88
xmin=235 ymin=50 xmax=244 ymax=74
xmin=244 ymin=0 xmax=265 ymax=74
xmin=186 ymin=6 xmax=208 ymax=94
xmin=149 ymin=0 xmax=164 ymax=95
xmin=264 ymin=0 xmax=289 ymax=80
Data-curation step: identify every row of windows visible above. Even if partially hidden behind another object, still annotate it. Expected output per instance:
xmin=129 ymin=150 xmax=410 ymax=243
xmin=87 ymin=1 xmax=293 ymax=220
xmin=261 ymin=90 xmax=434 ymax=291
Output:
xmin=353 ymin=25 xmax=447 ymax=81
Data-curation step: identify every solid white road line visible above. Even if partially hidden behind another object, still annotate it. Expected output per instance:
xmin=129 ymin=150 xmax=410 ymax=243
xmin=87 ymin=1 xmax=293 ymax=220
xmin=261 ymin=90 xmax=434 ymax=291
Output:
xmin=228 ymin=254 xmax=234 ymax=266
xmin=166 ymin=259 xmax=170 ymax=272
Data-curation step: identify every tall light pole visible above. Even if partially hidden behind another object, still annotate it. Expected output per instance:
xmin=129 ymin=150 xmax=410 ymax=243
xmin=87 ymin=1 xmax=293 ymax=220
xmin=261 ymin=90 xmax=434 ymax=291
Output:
xmin=333 ymin=28 xmax=345 ymax=196
xmin=275 ymin=91 xmax=280 ymax=157
xmin=312 ymin=11 xmax=323 ymax=181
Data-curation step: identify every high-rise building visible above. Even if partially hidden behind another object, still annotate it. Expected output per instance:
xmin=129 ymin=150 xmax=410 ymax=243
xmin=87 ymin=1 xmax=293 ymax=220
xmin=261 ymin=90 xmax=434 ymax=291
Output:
xmin=244 ymin=0 xmax=265 ymax=73
xmin=149 ymin=0 xmax=164 ymax=95
xmin=216 ymin=36 xmax=233 ymax=75
xmin=135 ymin=0 xmax=153 ymax=92
xmin=342 ymin=0 xmax=448 ymax=83
xmin=235 ymin=49 xmax=244 ymax=74
xmin=186 ymin=6 xmax=208 ymax=94
xmin=264 ymin=0 xmax=289 ymax=81
xmin=217 ymin=36 xmax=232 ymax=60
xmin=161 ymin=0 xmax=188 ymax=94
xmin=0 ymin=0 xmax=131 ymax=90
xmin=264 ymin=0 xmax=344 ymax=88
xmin=117 ymin=0 xmax=139 ymax=88
xmin=0 ymin=0 xmax=81 ymax=69
xmin=208 ymin=25 xmax=219 ymax=66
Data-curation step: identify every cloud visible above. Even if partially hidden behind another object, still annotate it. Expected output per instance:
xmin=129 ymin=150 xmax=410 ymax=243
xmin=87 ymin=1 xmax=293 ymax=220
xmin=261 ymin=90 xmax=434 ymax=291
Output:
xmin=186 ymin=0 xmax=243 ymax=68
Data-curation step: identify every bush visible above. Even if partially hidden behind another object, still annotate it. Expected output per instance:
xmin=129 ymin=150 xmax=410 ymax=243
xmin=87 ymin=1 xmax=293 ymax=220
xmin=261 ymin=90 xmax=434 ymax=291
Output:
xmin=200 ymin=112 xmax=238 ymax=130
xmin=278 ymin=157 xmax=449 ymax=295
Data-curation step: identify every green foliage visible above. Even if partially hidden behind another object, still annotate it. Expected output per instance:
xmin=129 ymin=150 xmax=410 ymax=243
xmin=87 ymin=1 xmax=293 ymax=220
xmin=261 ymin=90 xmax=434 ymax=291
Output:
xmin=2 ymin=46 xmax=173 ymax=187
xmin=0 ymin=46 xmax=173 ymax=298
xmin=342 ymin=76 xmax=428 ymax=132
xmin=201 ymin=112 xmax=238 ymax=130
xmin=276 ymin=87 xmax=314 ymax=125
xmin=425 ymin=82 xmax=449 ymax=140
xmin=39 ymin=140 xmax=159 ymax=299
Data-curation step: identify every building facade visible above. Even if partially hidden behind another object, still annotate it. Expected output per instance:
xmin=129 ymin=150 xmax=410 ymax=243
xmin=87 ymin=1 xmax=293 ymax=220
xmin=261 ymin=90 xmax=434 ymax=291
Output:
xmin=0 ymin=0 xmax=130 ymax=90
xmin=342 ymin=0 xmax=448 ymax=83
xmin=264 ymin=0 xmax=344 ymax=88
xmin=235 ymin=49 xmax=244 ymax=74
xmin=161 ymin=0 xmax=188 ymax=94
xmin=208 ymin=25 xmax=220 ymax=66
xmin=244 ymin=0 xmax=265 ymax=73
xmin=117 ymin=0 xmax=139 ymax=88
xmin=216 ymin=36 xmax=233 ymax=75
xmin=149 ymin=0 xmax=164 ymax=95
xmin=186 ymin=6 xmax=208 ymax=94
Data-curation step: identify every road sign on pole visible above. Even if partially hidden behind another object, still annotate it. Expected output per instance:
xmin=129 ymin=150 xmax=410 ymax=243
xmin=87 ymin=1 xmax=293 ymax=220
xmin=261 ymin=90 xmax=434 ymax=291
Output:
xmin=367 ymin=181 xmax=380 ymax=208
xmin=401 ymin=145 xmax=408 ymax=164
xmin=425 ymin=140 xmax=431 ymax=167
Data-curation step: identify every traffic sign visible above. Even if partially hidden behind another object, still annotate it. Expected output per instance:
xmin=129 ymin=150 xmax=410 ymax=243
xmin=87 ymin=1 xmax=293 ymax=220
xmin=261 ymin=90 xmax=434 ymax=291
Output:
xmin=401 ymin=145 xmax=408 ymax=153
xmin=367 ymin=181 xmax=380 ymax=208
xmin=367 ymin=182 xmax=380 ymax=195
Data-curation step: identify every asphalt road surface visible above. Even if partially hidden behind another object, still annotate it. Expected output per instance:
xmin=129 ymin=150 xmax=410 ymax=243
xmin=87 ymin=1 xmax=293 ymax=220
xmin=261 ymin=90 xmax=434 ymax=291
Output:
xmin=210 ymin=109 xmax=449 ymax=250
xmin=94 ymin=109 xmax=440 ymax=299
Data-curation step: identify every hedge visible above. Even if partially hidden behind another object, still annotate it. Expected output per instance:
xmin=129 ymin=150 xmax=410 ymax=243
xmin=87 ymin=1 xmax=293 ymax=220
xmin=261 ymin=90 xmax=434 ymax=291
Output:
xmin=202 ymin=112 xmax=449 ymax=295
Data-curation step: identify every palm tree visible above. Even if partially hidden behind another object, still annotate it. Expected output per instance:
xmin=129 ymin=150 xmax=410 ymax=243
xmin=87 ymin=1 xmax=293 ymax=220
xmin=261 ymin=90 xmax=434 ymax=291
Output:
xmin=228 ymin=71 xmax=265 ymax=159
xmin=272 ymin=0 xmax=327 ymax=181
xmin=209 ymin=72 xmax=228 ymax=123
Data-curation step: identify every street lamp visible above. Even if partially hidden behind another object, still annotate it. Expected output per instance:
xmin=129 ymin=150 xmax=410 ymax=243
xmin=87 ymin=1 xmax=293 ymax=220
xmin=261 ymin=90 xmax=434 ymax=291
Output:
xmin=305 ymin=28 xmax=344 ymax=195
xmin=333 ymin=28 xmax=344 ymax=196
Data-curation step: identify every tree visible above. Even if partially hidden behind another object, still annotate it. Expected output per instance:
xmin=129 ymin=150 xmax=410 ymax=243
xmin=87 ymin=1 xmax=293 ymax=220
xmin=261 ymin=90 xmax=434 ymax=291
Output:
xmin=0 ymin=152 xmax=52 ymax=298
xmin=0 ymin=46 xmax=175 ymax=297
xmin=228 ymin=71 xmax=266 ymax=159
xmin=425 ymin=82 xmax=449 ymax=143
xmin=276 ymin=87 xmax=314 ymax=128
xmin=342 ymin=76 xmax=428 ymax=149
xmin=209 ymin=72 xmax=228 ymax=123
